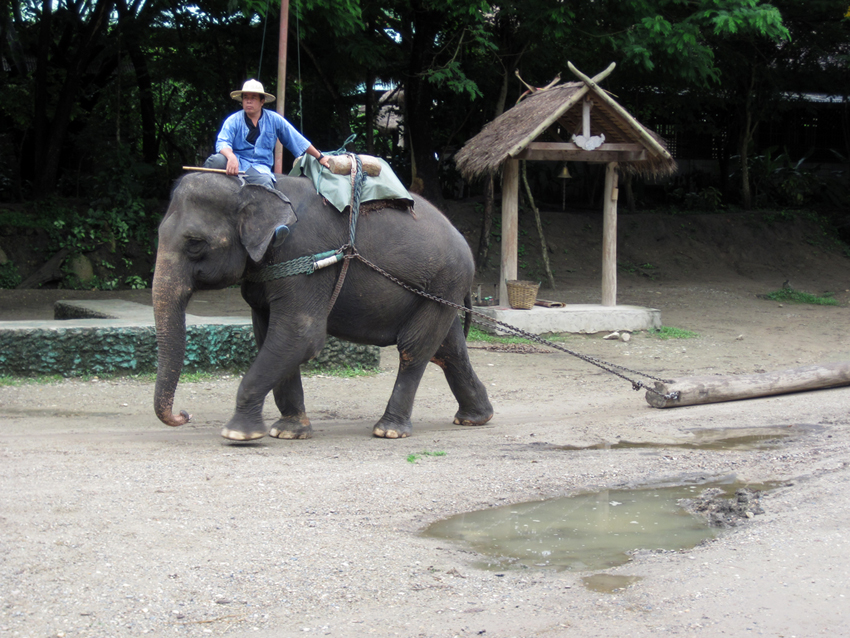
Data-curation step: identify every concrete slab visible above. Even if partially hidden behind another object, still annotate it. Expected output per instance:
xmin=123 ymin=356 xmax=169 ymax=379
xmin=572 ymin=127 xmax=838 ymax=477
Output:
xmin=473 ymin=304 xmax=662 ymax=335
xmin=0 ymin=299 xmax=380 ymax=376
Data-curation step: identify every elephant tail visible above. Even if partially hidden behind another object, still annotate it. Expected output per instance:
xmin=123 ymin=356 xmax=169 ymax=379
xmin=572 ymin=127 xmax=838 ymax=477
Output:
xmin=463 ymin=291 xmax=473 ymax=338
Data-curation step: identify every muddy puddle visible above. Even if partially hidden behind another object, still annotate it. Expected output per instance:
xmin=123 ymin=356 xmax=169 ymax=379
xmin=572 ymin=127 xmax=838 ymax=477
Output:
xmin=555 ymin=424 xmax=821 ymax=452
xmin=424 ymin=478 xmax=772 ymax=574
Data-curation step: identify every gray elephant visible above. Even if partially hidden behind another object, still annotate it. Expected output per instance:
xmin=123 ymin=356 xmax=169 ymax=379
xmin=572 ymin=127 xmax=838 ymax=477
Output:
xmin=152 ymin=171 xmax=493 ymax=441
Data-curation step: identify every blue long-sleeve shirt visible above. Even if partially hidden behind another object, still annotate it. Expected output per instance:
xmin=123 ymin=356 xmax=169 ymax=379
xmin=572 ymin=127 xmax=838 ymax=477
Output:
xmin=215 ymin=109 xmax=311 ymax=176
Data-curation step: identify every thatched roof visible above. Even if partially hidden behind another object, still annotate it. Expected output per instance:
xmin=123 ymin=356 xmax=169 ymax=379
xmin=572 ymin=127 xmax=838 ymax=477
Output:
xmin=455 ymin=67 xmax=677 ymax=180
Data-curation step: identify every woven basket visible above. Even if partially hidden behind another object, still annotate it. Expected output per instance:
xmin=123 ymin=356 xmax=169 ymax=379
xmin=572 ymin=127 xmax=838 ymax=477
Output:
xmin=505 ymin=280 xmax=539 ymax=310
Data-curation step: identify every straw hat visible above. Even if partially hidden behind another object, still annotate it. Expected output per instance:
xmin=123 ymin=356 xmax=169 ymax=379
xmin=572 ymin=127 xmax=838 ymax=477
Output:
xmin=230 ymin=79 xmax=276 ymax=103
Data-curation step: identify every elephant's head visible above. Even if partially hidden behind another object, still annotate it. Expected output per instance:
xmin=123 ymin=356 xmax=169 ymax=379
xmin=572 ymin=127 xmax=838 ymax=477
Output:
xmin=152 ymin=173 xmax=296 ymax=426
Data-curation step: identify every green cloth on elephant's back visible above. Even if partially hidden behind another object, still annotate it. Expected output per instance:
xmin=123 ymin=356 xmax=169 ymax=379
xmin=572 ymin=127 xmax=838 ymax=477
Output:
xmin=289 ymin=154 xmax=414 ymax=213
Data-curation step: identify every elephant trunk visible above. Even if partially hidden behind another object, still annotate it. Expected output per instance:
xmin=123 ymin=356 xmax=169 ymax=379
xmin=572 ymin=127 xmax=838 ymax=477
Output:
xmin=152 ymin=255 xmax=193 ymax=426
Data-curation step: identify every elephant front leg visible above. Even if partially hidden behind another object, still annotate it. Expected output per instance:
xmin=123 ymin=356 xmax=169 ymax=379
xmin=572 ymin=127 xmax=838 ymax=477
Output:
xmin=268 ymin=372 xmax=313 ymax=439
xmin=221 ymin=342 xmax=306 ymax=442
xmin=221 ymin=373 xmax=273 ymax=441
xmin=373 ymin=353 xmax=429 ymax=439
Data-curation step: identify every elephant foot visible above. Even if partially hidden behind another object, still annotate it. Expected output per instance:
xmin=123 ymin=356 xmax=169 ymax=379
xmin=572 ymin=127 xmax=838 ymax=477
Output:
xmin=453 ymin=408 xmax=494 ymax=426
xmin=269 ymin=415 xmax=313 ymax=440
xmin=372 ymin=418 xmax=412 ymax=439
xmin=221 ymin=415 xmax=268 ymax=442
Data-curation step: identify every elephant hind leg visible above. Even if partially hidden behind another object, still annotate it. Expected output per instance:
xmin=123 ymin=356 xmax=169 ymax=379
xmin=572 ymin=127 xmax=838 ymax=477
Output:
xmin=431 ymin=318 xmax=494 ymax=426
xmin=372 ymin=354 xmax=429 ymax=439
xmin=269 ymin=373 xmax=313 ymax=439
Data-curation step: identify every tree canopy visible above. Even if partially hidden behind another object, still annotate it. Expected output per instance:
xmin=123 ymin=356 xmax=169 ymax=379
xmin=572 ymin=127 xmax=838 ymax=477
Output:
xmin=1 ymin=0 xmax=848 ymax=209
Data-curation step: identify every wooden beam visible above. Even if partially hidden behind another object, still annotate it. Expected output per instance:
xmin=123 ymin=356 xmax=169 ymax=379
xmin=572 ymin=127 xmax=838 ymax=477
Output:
xmin=504 ymin=63 xmax=617 ymax=162
xmin=567 ymin=62 xmax=673 ymax=162
xmin=601 ymin=162 xmax=619 ymax=306
xmin=516 ymin=149 xmax=646 ymax=163
xmin=499 ymin=160 xmax=519 ymax=306
xmin=526 ymin=142 xmax=646 ymax=152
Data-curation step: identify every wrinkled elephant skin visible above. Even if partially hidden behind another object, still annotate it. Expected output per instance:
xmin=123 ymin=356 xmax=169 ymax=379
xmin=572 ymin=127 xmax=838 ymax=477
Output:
xmin=152 ymin=172 xmax=493 ymax=441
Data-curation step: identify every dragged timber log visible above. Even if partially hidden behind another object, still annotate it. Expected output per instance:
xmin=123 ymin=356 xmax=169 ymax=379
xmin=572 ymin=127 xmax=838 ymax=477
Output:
xmin=646 ymin=361 xmax=850 ymax=408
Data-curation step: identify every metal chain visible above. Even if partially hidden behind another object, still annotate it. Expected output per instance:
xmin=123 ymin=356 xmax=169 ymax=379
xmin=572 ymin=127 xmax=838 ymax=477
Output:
xmin=246 ymin=146 xmax=677 ymax=401
xmin=352 ymin=252 xmax=678 ymax=400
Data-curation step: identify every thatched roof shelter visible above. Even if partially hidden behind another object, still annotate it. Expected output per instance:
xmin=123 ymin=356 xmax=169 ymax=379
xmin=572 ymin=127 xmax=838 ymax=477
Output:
xmin=457 ymin=63 xmax=677 ymax=309
xmin=455 ymin=63 xmax=677 ymax=180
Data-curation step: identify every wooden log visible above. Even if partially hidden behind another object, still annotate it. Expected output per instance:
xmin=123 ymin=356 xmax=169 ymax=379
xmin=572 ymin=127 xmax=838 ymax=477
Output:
xmin=646 ymin=361 xmax=850 ymax=408
xmin=16 ymin=248 xmax=69 ymax=289
xmin=326 ymin=154 xmax=382 ymax=177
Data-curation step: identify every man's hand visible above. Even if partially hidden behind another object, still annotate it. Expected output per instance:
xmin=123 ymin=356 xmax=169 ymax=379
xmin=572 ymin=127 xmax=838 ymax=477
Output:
xmin=219 ymin=148 xmax=240 ymax=175
xmin=225 ymin=155 xmax=240 ymax=176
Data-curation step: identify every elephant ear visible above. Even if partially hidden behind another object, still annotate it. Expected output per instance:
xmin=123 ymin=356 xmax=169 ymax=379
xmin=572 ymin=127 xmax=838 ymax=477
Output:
xmin=237 ymin=184 xmax=298 ymax=262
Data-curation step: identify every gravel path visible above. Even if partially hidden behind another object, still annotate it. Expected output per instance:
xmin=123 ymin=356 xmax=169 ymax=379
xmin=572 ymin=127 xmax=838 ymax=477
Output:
xmin=2 ymin=278 xmax=850 ymax=637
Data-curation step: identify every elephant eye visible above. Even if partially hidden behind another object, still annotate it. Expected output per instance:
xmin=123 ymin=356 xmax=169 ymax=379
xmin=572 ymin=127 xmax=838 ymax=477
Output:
xmin=185 ymin=237 xmax=207 ymax=259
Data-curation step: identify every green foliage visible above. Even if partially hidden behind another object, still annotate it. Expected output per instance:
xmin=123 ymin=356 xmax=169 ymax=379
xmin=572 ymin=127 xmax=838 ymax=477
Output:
xmin=125 ymin=275 xmax=148 ymax=289
xmin=741 ymin=148 xmax=828 ymax=208
xmin=0 ymin=262 xmax=22 ymax=288
xmin=407 ymin=450 xmax=447 ymax=463
xmin=649 ymin=326 xmax=700 ymax=339
xmin=761 ymin=288 xmax=838 ymax=306
xmin=426 ymin=60 xmax=483 ymax=100
xmin=619 ymin=0 xmax=790 ymax=86
xmin=0 ymin=208 xmax=52 ymax=231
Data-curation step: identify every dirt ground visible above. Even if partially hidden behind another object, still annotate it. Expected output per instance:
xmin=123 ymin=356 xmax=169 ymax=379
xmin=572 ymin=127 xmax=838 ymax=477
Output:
xmin=2 ymin=209 xmax=850 ymax=637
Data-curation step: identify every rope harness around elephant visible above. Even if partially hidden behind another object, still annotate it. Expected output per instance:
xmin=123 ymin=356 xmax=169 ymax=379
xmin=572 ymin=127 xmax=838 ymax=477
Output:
xmin=244 ymin=155 xmax=680 ymax=403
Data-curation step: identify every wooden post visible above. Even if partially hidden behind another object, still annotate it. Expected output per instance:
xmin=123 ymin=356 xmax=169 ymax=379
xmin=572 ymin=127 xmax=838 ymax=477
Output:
xmin=500 ymin=159 xmax=519 ymax=306
xmin=273 ymin=0 xmax=290 ymax=174
xmin=601 ymin=162 xmax=619 ymax=306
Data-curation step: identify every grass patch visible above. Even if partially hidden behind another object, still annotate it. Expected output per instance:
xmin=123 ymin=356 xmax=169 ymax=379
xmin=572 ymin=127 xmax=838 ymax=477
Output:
xmin=648 ymin=326 xmax=700 ymax=340
xmin=467 ymin=324 xmax=532 ymax=344
xmin=761 ymin=288 xmax=838 ymax=306
xmin=407 ymin=450 xmax=447 ymax=463
xmin=467 ymin=324 xmax=571 ymax=345
xmin=0 ymin=374 xmax=67 ymax=387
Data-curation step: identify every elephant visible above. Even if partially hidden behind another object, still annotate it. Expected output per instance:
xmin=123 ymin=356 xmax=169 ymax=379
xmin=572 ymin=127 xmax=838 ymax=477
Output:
xmin=152 ymin=171 xmax=494 ymax=441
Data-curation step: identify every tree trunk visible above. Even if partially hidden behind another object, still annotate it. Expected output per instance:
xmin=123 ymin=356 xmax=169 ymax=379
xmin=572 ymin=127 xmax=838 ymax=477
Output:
xmin=365 ymin=69 xmax=375 ymax=155
xmin=34 ymin=0 xmax=115 ymax=193
xmin=32 ymin=0 xmax=52 ymax=179
xmin=476 ymin=175 xmax=495 ymax=271
xmin=122 ymin=25 xmax=158 ymax=164
xmin=739 ymin=67 xmax=757 ymax=210
xmin=404 ymin=3 xmax=444 ymax=205
xmin=476 ymin=65 xmax=512 ymax=272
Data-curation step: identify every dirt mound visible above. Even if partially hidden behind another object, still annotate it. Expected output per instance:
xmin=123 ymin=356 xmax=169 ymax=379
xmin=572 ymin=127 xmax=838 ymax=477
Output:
xmin=444 ymin=201 xmax=850 ymax=290
xmin=679 ymin=487 xmax=766 ymax=528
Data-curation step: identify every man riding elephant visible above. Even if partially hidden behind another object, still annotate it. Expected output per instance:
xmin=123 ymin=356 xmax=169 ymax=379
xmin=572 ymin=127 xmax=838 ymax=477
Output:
xmin=204 ymin=79 xmax=331 ymax=244
xmin=205 ymin=79 xmax=331 ymax=183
